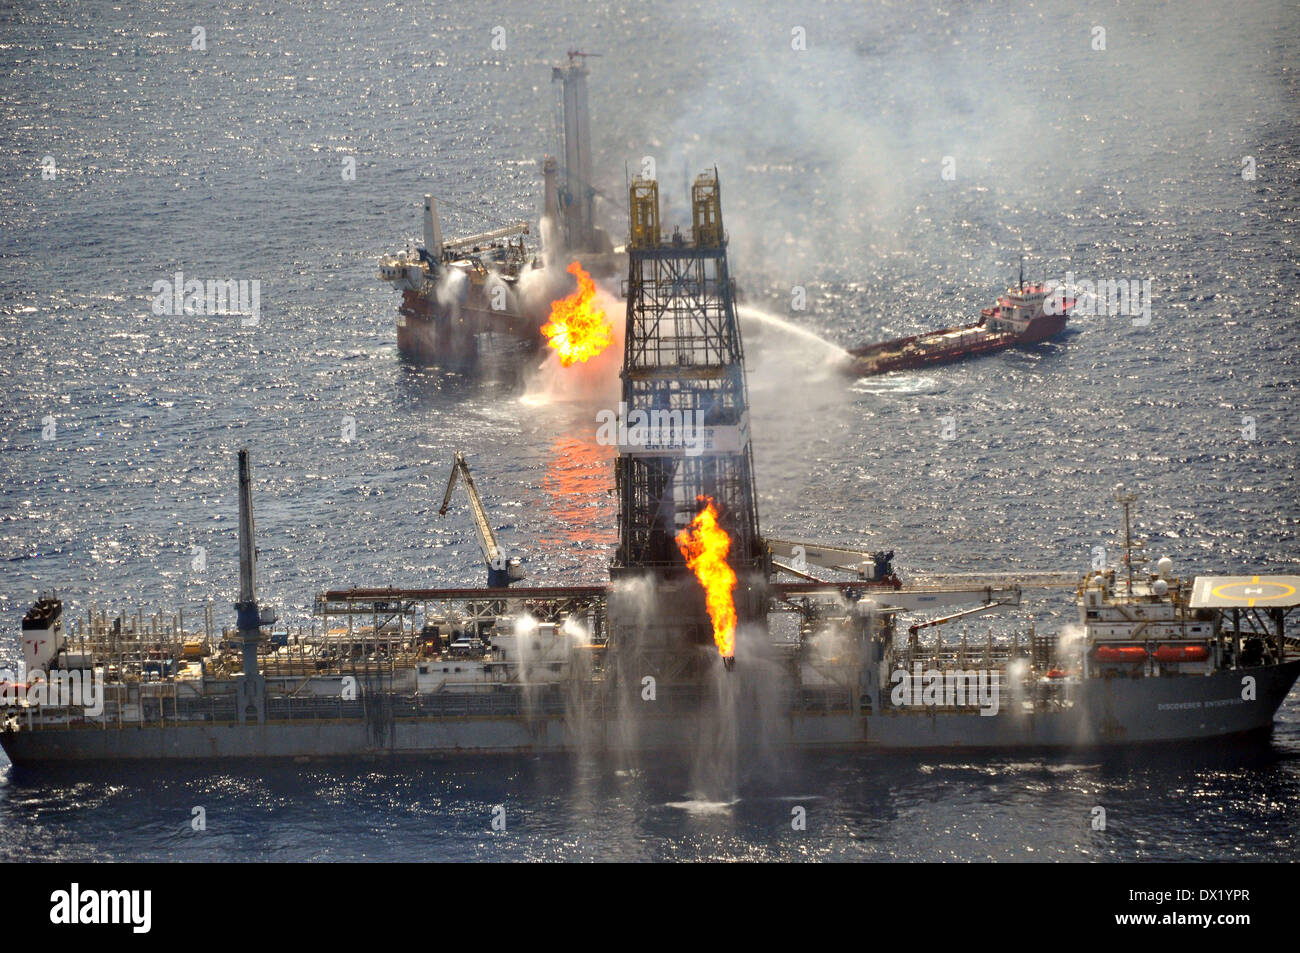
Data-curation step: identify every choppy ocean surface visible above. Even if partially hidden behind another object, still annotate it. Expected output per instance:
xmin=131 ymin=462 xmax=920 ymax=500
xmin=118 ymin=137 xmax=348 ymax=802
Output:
xmin=1 ymin=0 xmax=1297 ymax=861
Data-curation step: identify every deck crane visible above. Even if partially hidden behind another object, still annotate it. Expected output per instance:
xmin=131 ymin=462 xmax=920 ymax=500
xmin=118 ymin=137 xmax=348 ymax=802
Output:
xmin=766 ymin=538 xmax=900 ymax=586
xmin=438 ymin=452 xmax=524 ymax=588
xmin=766 ymin=537 xmax=1079 ymax=612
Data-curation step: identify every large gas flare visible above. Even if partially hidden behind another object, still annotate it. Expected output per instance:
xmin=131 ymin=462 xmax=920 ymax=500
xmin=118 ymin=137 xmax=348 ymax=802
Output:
xmin=675 ymin=495 xmax=738 ymax=661
xmin=541 ymin=261 xmax=613 ymax=366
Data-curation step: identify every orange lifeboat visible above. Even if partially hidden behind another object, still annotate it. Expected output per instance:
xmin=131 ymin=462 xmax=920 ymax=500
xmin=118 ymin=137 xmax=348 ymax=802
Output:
xmin=1152 ymin=644 xmax=1210 ymax=663
xmin=1094 ymin=645 xmax=1148 ymax=663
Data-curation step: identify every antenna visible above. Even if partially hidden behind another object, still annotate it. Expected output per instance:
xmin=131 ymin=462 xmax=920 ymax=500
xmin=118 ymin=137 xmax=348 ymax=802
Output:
xmin=1019 ymin=255 xmax=1025 ymax=292
xmin=1113 ymin=484 xmax=1139 ymax=596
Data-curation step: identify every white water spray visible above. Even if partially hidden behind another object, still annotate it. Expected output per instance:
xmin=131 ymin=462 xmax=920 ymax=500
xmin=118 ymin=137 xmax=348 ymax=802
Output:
xmin=434 ymin=267 xmax=467 ymax=316
xmin=737 ymin=304 xmax=848 ymax=358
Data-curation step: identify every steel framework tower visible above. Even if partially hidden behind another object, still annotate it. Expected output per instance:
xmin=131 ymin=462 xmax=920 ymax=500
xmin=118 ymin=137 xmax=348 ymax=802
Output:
xmin=610 ymin=171 xmax=768 ymax=659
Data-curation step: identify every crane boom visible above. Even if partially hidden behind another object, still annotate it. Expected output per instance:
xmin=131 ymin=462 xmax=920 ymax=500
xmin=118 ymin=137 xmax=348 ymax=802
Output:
xmin=440 ymin=223 xmax=530 ymax=255
xmin=766 ymin=537 xmax=897 ymax=581
xmin=907 ymin=572 xmax=1079 ymax=589
xmin=439 ymin=452 xmax=522 ymax=586
xmin=768 ymin=538 xmax=1079 ymax=589
xmin=907 ymin=600 xmax=1009 ymax=635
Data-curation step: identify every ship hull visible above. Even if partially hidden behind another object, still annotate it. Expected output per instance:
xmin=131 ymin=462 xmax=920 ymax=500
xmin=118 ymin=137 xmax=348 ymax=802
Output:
xmin=4 ymin=661 xmax=1295 ymax=763
xmin=1014 ymin=310 xmax=1068 ymax=344
xmin=844 ymin=309 xmax=1070 ymax=377
xmin=396 ymin=290 xmax=545 ymax=365
xmin=845 ymin=323 xmax=1015 ymax=376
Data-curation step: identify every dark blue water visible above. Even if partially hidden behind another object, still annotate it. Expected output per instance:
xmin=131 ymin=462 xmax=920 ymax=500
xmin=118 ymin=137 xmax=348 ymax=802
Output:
xmin=1 ymin=0 xmax=1297 ymax=860
xmin=5 ymin=744 xmax=1298 ymax=862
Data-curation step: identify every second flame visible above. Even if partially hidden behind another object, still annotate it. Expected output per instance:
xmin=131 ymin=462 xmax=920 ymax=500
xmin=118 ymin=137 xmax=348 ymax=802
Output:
xmin=542 ymin=261 xmax=613 ymax=366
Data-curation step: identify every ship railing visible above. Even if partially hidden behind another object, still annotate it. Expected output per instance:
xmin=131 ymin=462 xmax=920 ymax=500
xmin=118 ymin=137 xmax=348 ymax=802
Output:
xmin=55 ymin=604 xmax=219 ymax=674
xmin=895 ymin=642 xmax=1029 ymax=671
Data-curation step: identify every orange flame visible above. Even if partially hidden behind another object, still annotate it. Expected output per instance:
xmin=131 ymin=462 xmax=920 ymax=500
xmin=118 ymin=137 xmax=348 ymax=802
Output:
xmin=542 ymin=261 xmax=613 ymax=366
xmin=675 ymin=495 xmax=738 ymax=660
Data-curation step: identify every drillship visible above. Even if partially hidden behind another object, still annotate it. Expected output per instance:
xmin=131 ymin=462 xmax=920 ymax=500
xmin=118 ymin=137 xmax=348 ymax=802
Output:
xmin=5 ymin=175 xmax=1297 ymax=763
xmin=843 ymin=261 xmax=1075 ymax=377
xmin=6 ymin=497 xmax=1296 ymax=761
xmin=377 ymin=51 xmax=619 ymax=364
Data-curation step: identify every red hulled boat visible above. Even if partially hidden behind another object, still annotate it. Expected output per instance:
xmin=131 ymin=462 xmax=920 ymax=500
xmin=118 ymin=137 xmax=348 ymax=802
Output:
xmin=843 ymin=264 xmax=1075 ymax=377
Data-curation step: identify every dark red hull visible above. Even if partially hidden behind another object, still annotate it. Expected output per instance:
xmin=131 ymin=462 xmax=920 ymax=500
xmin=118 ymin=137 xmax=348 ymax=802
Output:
xmin=1015 ymin=310 xmax=1067 ymax=344
xmin=844 ymin=310 xmax=1068 ymax=377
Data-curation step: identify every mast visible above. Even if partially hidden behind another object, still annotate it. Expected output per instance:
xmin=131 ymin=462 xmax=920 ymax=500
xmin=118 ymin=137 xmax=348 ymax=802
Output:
xmin=422 ymin=195 xmax=444 ymax=264
xmin=1114 ymin=485 xmax=1138 ymax=596
xmin=234 ymin=448 xmax=270 ymax=722
xmin=236 ymin=449 xmax=260 ymax=678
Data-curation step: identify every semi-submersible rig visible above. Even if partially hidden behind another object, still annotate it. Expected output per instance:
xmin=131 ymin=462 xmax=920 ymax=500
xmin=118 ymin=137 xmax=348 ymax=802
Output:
xmin=5 ymin=173 xmax=1300 ymax=762
xmin=377 ymin=52 xmax=621 ymax=365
